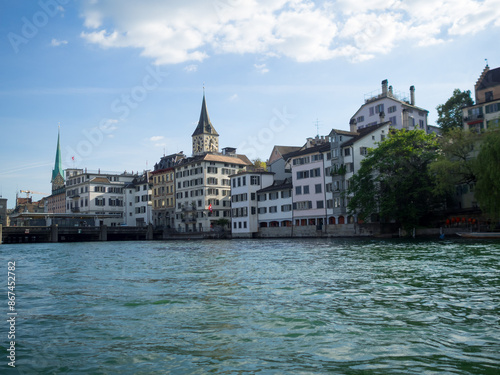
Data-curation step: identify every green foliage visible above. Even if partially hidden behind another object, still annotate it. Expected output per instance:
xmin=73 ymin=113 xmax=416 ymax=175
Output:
xmin=430 ymin=128 xmax=480 ymax=195
xmin=331 ymin=164 xmax=346 ymax=176
xmin=214 ymin=218 xmax=230 ymax=227
xmin=348 ymin=129 xmax=439 ymax=229
xmin=436 ymin=89 xmax=474 ymax=132
xmin=475 ymin=130 xmax=500 ymax=221
xmin=252 ymin=158 xmax=267 ymax=170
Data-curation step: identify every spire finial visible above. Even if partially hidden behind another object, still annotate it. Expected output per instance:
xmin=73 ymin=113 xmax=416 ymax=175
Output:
xmin=203 ymin=82 xmax=205 ymax=96
xmin=485 ymin=58 xmax=489 ymax=67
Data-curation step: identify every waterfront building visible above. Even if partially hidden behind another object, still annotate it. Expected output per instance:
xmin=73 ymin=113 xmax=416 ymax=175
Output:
xmin=151 ymin=152 xmax=185 ymax=228
xmin=230 ymin=170 xmax=274 ymax=237
xmin=329 ymin=122 xmax=392 ymax=224
xmin=267 ymin=145 xmax=301 ymax=180
xmin=64 ymin=168 xmax=137 ymax=226
xmin=350 ymin=79 xmax=429 ymax=132
xmin=256 ymin=178 xmax=293 ymax=229
xmin=174 ymin=94 xmax=251 ymax=232
xmin=0 ymin=198 xmax=8 ymax=227
xmin=123 ymin=171 xmax=153 ymax=226
xmin=463 ymin=64 xmax=500 ymax=132
xmin=46 ymin=128 xmax=66 ymax=213
xmin=283 ymin=137 xmax=331 ymax=230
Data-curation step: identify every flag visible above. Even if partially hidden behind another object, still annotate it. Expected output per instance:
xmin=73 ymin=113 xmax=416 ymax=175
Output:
xmin=71 ymin=156 xmax=75 ymax=161
xmin=208 ymin=204 xmax=212 ymax=212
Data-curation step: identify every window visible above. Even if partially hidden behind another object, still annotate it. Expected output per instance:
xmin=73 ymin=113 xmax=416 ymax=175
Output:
xmin=310 ymin=168 xmax=321 ymax=177
xmin=360 ymin=147 xmax=368 ymax=156
xmin=281 ymin=204 xmax=292 ymax=212
xmin=250 ymin=176 xmax=260 ymax=185
xmin=297 ymin=170 xmax=310 ymax=180
xmin=295 ymin=186 xmax=302 ymax=195
xmin=369 ymin=107 xmax=375 ymax=116
xmin=485 ymin=91 xmax=493 ymax=102
xmin=269 ymin=206 xmax=278 ymax=213
xmin=419 ymin=119 xmax=424 ymax=129
xmin=258 ymin=207 xmax=267 ymax=214
xmin=293 ymin=201 xmax=312 ymax=210
xmin=303 ymin=185 xmax=310 ymax=194
xmin=388 ymin=105 xmax=397 ymax=113
xmin=317 ymin=200 xmax=324 ymax=209
xmin=269 ymin=192 xmax=279 ymax=200
xmin=344 ymin=148 xmax=350 ymax=156
xmin=357 ymin=115 xmax=364 ymax=123
xmin=315 ymin=184 xmax=322 ymax=194
xmin=485 ymin=103 xmax=500 ymax=113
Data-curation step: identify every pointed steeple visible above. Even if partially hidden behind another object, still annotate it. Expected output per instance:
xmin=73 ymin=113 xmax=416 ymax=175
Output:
xmin=192 ymin=93 xmax=219 ymax=137
xmin=51 ymin=127 xmax=64 ymax=184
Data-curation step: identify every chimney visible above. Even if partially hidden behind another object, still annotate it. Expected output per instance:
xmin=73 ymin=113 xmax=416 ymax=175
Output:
xmin=379 ymin=111 xmax=385 ymax=122
xmin=349 ymin=118 xmax=357 ymax=132
xmin=410 ymin=85 xmax=415 ymax=106
xmin=382 ymin=79 xmax=388 ymax=96
xmin=388 ymin=85 xmax=393 ymax=97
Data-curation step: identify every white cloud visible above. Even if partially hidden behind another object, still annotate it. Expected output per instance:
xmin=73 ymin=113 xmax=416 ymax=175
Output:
xmin=50 ymin=38 xmax=68 ymax=47
xmin=254 ymin=63 xmax=269 ymax=74
xmin=150 ymin=135 xmax=164 ymax=142
xmin=80 ymin=0 xmax=500 ymax=64
xmin=184 ymin=64 xmax=198 ymax=72
xmin=228 ymin=94 xmax=239 ymax=101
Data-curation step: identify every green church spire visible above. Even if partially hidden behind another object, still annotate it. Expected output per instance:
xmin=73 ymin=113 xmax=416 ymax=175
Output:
xmin=51 ymin=127 xmax=64 ymax=184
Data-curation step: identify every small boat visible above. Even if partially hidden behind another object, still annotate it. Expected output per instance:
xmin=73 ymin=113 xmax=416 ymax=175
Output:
xmin=457 ymin=232 xmax=500 ymax=239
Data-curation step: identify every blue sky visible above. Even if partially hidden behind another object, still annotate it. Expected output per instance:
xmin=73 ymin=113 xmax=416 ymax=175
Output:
xmin=1 ymin=0 xmax=499 ymax=208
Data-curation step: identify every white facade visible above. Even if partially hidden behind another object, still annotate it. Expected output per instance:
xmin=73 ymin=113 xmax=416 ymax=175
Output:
xmin=174 ymin=154 xmax=250 ymax=232
xmin=64 ymin=169 xmax=137 ymax=226
xmin=351 ymin=79 xmax=429 ymax=132
xmin=123 ymin=172 xmax=153 ymax=226
xmin=257 ymin=179 xmax=293 ymax=228
xmin=329 ymin=122 xmax=392 ymax=224
xmin=287 ymin=142 xmax=331 ymax=228
xmin=230 ymin=171 xmax=274 ymax=237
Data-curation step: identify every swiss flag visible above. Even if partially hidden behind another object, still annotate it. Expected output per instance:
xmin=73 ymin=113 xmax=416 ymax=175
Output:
xmin=208 ymin=204 xmax=212 ymax=212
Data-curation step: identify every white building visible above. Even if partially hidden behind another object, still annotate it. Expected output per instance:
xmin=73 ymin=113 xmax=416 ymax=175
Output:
xmin=329 ymin=122 xmax=392 ymax=224
xmin=351 ymin=79 xmax=429 ymax=132
xmin=256 ymin=178 xmax=293 ymax=229
xmin=64 ymin=168 xmax=137 ymax=226
xmin=230 ymin=170 xmax=274 ymax=237
xmin=123 ymin=172 xmax=153 ymax=226
xmin=284 ymin=141 xmax=331 ymax=229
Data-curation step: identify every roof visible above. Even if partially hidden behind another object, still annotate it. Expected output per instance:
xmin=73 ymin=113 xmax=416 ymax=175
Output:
xmin=282 ymin=142 xmax=330 ymax=160
xmin=329 ymin=129 xmax=358 ymax=137
xmin=191 ymin=94 xmax=218 ymax=136
xmin=257 ymin=178 xmax=293 ymax=193
xmin=341 ymin=122 xmax=391 ymax=147
xmin=91 ymin=177 xmax=111 ymax=184
xmin=269 ymin=145 xmax=302 ymax=164
xmin=350 ymin=94 xmax=429 ymax=121
xmin=179 ymin=152 xmax=252 ymax=167
xmin=476 ymin=66 xmax=500 ymax=90
xmin=229 ymin=170 xmax=274 ymax=178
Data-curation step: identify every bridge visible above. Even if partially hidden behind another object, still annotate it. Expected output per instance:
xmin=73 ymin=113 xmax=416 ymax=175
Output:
xmin=0 ymin=224 xmax=229 ymax=244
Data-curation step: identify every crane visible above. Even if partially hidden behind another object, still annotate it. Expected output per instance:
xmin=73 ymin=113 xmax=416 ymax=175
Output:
xmin=20 ymin=190 xmax=49 ymax=199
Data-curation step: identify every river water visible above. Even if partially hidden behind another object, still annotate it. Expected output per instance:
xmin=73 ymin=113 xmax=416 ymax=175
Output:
xmin=1 ymin=238 xmax=499 ymax=374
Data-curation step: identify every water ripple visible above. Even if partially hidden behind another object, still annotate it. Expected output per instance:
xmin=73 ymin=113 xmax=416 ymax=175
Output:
xmin=1 ymin=238 xmax=499 ymax=374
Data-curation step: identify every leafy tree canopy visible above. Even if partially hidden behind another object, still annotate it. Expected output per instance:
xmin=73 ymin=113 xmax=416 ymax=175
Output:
xmin=430 ymin=128 xmax=480 ymax=195
xmin=252 ymin=158 xmax=267 ymax=169
xmin=436 ymin=89 xmax=474 ymax=132
xmin=475 ymin=129 xmax=500 ymax=221
xmin=347 ymin=129 xmax=439 ymax=229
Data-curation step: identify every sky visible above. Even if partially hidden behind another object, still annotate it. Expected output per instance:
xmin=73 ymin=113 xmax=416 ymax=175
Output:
xmin=0 ymin=0 xmax=499 ymax=208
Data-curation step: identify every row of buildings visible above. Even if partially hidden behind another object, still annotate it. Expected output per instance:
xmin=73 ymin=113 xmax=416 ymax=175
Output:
xmin=10 ymin=65 xmax=500 ymax=236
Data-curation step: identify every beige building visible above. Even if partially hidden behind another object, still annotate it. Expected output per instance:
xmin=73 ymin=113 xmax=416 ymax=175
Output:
xmin=151 ymin=153 xmax=185 ymax=228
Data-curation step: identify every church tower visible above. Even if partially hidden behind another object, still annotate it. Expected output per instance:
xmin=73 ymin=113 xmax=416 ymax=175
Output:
xmin=192 ymin=93 xmax=219 ymax=156
xmin=51 ymin=127 xmax=65 ymax=193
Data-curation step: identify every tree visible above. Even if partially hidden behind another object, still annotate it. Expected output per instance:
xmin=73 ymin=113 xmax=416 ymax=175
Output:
xmin=430 ymin=128 xmax=480 ymax=195
xmin=475 ymin=130 xmax=500 ymax=221
xmin=436 ymin=89 xmax=474 ymax=132
xmin=347 ymin=129 xmax=439 ymax=230
xmin=251 ymin=158 xmax=267 ymax=170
